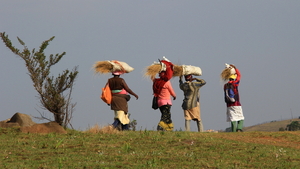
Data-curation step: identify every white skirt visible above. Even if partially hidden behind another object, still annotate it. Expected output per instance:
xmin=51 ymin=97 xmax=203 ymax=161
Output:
xmin=226 ymin=106 xmax=244 ymax=122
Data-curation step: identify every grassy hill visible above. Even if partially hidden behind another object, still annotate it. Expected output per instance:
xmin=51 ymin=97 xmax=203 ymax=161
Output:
xmin=1 ymin=126 xmax=300 ymax=168
xmin=244 ymin=118 xmax=300 ymax=132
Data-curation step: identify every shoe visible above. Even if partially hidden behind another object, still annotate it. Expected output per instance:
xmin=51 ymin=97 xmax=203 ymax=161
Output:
xmin=122 ymin=124 xmax=129 ymax=131
xmin=236 ymin=129 xmax=243 ymax=132
xmin=157 ymin=125 xmax=164 ymax=131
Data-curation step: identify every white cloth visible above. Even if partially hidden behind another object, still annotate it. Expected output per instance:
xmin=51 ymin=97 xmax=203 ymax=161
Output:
xmin=226 ymin=106 xmax=244 ymax=122
xmin=182 ymin=65 xmax=202 ymax=76
xmin=109 ymin=60 xmax=134 ymax=73
xmin=114 ymin=110 xmax=130 ymax=124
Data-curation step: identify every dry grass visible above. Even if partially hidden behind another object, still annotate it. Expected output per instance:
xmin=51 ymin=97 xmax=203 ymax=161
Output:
xmin=221 ymin=64 xmax=238 ymax=81
xmin=144 ymin=64 xmax=161 ymax=79
xmin=144 ymin=64 xmax=183 ymax=79
xmin=244 ymin=118 xmax=300 ymax=132
xmin=85 ymin=124 xmax=120 ymax=134
xmin=173 ymin=65 xmax=183 ymax=77
xmin=220 ymin=68 xmax=232 ymax=81
xmin=93 ymin=61 xmax=113 ymax=74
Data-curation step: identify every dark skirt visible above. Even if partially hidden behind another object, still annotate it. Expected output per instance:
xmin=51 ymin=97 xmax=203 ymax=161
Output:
xmin=111 ymin=94 xmax=130 ymax=113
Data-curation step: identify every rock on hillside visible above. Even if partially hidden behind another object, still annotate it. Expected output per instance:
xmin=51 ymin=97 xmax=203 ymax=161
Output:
xmin=0 ymin=112 xmax=67 ymax=134
xmin=20 ymin=121 xmax=67 ymax=134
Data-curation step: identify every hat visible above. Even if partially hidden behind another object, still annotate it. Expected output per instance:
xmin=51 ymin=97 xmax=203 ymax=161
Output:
xmin=229 ymin=74 xmax=237 ymax=79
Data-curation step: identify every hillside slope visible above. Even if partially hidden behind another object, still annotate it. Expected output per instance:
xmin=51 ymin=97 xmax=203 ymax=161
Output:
xmin=243 ymin=118 xmax=300 ymax=132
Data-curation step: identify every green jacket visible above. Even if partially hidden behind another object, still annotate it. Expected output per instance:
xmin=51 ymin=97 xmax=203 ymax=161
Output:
xmin=179 ymin=78 xmax=206 ymax=110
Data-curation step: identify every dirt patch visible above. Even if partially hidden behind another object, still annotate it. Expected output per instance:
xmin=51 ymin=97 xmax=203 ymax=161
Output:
xmin=20 ymin=121 xmax=67 ymax=134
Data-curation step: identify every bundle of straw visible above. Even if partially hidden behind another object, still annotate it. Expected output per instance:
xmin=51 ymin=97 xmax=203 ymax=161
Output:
xmin=173 ymin=65 xmax=183 ymax=77
xmin=144 ymin=64 xmax=161 ymax=79
xmin=93 ymin=61 xmax=114 ymax=74
xmin=220 ymin=64 xmax=236 ymax=81
xmin=144 ymin=64 xmax=182 ymax=79
xmin=220 ymin=68 xmax=232 ymax=81
xmin=93 ymin=60 xmax=134 ymax=74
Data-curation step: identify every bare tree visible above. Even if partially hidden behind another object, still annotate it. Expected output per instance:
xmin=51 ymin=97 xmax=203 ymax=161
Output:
xmin=0 ymin=32 xmax=78 ymax=128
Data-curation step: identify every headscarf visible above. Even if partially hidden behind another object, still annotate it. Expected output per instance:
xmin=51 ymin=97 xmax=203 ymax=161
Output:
xmin=153 ymin=60 xmax=174 ymax=96
xmin=112 ymin=70 xmax=124 ymax=76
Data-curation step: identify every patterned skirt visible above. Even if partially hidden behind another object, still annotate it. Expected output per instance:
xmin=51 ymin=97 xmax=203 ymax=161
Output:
xmin=157 ymin=105 xmax=174 ymax=131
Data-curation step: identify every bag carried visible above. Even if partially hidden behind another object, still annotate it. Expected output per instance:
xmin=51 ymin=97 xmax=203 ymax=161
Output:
xmin=182 ymin=65 xmax=202 ymax=76
xmin=152 ymin=96 xmax=158 ymax=110
xmin=101 ymin=84 xmax=112 ymax=104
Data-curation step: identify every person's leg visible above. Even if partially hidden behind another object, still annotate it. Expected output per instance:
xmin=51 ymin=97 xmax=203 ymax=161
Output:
xmin=112 ymin=119 xmax=121 ymax=130
xmin=185 ymin=120 xmax=191 ymax=131
xmin=157 ymin=125 xmax=164 ymax=131
xmin=237 ymin=120 xmax=244 ymax=132
xmin=157 ymin=106 xmax=165 ymax=131
xmin=114 ymin=110 xmax=130 ymax=131
xmin=112 ymin=110 xmax=120 ymax=130
xmin=231 ymin=121 xmax=237 ymax=132
xmin=158 ymin=105 xmax=173 ymax=131
xmin=112 ymin=119 xmax=119 ymax=127
xmin=197 ymin=120 xmax=204 ymax=132
xmin=164 ymin=105 xmax=173 ymax=131
xmin=122 ymin=124 xmax=129 ymax=130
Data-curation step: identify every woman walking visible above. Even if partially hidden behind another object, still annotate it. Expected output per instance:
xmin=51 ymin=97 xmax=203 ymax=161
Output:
xmin=152 ymin=59 xmax=176 ymax=131
xmin=108 ymin=71 xmax=138 ymax=130
xmin=93 ymin=60 xmax=138 ymax=131
xmin=222 ymin=64 xmax=244 ymax=132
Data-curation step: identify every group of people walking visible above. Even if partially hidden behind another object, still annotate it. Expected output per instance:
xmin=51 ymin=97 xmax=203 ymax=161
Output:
xmin=100 ymin=60 xmax=244 ymax=133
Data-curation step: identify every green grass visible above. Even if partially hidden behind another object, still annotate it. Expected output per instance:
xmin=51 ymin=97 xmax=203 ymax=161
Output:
xmin=1 ymin=127 xmax=300 ymax=168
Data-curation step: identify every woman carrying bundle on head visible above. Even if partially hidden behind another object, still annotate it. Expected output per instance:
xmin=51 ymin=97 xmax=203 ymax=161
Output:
xmin=107 ymin=70 xmax=138 ymax=131
xmin=94 ymin=60 xmax=138 ymax=131
xmin=221 ymin=63 xmax=244 ymax=132
xmin=149 ymin=57 xmax=176 ymax=131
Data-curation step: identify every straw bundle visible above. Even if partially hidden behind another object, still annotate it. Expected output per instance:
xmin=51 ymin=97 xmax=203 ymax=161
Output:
xmin=144 ymin=64 xmax=161 ymax=79
xmin=173 ymin=65 xmax=183 ymax=77
xmin=144 ymin=64 xmax=182 ymax=79
xmin=144 ymin=56 xmax=184 ymax=79
xmin=220 ymin=68 xmax=232 ymax=81
xmin=93 ymin=60 xmax=134 ymax=74
xmin=93 ymin=61 xmax=114 ymax=74
xmin=220 ymin=64 xmax=236 ymax=81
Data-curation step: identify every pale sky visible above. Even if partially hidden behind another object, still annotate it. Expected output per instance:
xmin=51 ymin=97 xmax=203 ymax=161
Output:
xmin=1 ymin=1 xmax=300 ymax=131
